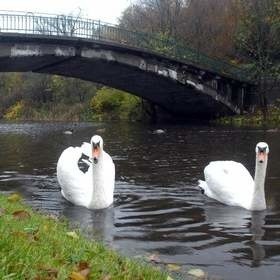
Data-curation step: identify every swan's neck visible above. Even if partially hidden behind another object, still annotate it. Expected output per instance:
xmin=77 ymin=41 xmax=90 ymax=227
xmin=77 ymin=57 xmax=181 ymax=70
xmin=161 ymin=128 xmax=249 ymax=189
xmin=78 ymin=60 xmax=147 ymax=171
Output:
xmin=251 ymin=156 xmax=267 ymax=210
xmin=89 ymin=152 xmax=108 ymax=208
xmin=92 ymin=152 xmax=104 ymax=189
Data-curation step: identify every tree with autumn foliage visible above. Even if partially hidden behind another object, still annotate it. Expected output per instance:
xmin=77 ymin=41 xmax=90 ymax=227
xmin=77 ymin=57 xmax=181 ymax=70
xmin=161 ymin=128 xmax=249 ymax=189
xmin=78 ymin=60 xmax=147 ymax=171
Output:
xmin=120 ymin=0 xmax=240 ymax=58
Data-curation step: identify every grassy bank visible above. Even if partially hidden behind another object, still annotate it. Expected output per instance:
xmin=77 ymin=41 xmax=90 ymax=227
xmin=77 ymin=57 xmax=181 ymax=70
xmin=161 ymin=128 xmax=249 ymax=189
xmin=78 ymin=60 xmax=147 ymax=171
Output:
xmin=0 ymin=194 xmax=167 ymax=280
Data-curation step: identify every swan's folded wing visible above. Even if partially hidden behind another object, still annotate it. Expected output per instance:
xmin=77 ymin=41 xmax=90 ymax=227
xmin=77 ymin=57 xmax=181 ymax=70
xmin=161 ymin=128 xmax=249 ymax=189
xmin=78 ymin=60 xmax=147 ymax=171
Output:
xmin=57 ymin=146 xmax=92 ymax=205
xmin=102 ymin=151 xmax=115 ymax=190
xmin=81 ymin=142 xmax=91 ymax=158
xmin=204 ymin=161 xmax=254 ymax=206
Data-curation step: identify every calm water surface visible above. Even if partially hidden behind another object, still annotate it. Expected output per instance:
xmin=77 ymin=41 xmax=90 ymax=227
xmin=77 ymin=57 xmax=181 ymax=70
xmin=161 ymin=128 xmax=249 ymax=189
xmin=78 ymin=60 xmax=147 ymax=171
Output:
xmin=0 ymin=122 xmax=280 ymax=279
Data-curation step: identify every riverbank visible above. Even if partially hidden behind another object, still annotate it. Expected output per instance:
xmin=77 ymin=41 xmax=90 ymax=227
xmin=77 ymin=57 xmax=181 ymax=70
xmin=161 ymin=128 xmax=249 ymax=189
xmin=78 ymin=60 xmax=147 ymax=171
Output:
xmin=0 ymin=193 xmax=167 ymax=280
xmin=215 ymin=106 xmax=280 ymax=128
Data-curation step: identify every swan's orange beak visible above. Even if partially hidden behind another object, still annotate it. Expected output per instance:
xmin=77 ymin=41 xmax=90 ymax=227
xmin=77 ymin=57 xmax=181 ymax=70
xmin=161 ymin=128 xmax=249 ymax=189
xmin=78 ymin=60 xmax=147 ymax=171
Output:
xmin=92 ymin=146 xmax=100 ymax=164
xmin=257 ymin=152 xmax=266 ymax=163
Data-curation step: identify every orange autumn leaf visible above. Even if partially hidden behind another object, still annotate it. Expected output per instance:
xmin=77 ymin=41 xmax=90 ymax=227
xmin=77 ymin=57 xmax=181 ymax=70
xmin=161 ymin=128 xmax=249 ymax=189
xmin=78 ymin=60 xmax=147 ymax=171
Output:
xmin=77 ymin=262 xmax=90 ymax=277
xmin=69 ymin=261 xmax=91 ymax=280
xmin=77 ymin=261 xmax=90 ymax=271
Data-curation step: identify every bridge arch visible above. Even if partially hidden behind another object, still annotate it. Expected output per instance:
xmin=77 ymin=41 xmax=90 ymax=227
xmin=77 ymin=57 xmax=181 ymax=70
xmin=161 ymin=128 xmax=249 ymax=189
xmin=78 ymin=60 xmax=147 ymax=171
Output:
xmin=0 ymin=12 xmax=255 ymax=119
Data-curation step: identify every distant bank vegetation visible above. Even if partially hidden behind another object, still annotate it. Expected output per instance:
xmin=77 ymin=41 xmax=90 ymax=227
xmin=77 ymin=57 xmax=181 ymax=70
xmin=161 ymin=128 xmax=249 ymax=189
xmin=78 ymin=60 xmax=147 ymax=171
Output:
xmin=215 ymin=104 xmax=280 ymax=127
xmin=0 ymin=73 xmax=144 ymax=122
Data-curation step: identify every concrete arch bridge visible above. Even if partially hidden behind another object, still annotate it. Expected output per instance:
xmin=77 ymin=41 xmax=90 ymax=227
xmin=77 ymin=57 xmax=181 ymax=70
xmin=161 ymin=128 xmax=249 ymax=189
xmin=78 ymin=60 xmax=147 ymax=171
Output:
xmin=0 ymin=11 xmax=256 ymax=119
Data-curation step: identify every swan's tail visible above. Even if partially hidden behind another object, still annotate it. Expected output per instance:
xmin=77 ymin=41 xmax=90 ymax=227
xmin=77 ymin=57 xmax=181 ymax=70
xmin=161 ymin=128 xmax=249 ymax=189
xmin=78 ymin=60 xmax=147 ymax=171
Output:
xmin=198 ymin=180 xmax=207 ymax=194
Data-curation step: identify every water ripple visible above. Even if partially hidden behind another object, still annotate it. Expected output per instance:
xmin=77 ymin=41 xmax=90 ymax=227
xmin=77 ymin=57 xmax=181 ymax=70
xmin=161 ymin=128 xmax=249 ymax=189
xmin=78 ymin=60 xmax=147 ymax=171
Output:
xmin=1 ymin=122 xmax=280 ymax=280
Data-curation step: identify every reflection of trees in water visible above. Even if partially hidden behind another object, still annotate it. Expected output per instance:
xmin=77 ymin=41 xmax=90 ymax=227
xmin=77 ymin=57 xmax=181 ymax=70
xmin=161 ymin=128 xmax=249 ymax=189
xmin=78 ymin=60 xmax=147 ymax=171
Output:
xmin=0 ymin=134 xmax=31 ymax=170
xmin=0 ymin=132 xmax=59 ymax=173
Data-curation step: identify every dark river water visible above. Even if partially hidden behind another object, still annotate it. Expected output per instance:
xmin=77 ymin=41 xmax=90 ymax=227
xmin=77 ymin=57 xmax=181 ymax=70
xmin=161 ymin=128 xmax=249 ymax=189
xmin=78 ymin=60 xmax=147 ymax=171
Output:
xmin=0 ymin=121 xmax=280 ymax=279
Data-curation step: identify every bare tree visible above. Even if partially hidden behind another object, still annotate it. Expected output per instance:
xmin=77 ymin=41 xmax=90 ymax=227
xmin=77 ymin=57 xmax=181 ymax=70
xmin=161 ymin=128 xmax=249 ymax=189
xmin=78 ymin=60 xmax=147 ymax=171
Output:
xmin=120 ymin=0 xmax=189 ymax=38
xmin=120 ymin=0 xmax=239 ymax=58
xmin=35 ymin=8 xmax=83 ymax=36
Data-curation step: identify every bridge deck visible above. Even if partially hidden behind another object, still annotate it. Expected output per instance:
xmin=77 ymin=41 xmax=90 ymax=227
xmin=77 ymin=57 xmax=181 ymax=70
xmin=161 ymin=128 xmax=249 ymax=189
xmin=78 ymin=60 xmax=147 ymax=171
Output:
xmin=0 ymin=11 xmax=253 ymax=83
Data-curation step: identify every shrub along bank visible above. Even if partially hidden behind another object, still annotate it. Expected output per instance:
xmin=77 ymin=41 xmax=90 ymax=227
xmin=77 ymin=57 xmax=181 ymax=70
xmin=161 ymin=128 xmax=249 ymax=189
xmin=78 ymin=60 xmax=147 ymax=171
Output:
xmin=0 ymin=73 xmax=145 ymax=122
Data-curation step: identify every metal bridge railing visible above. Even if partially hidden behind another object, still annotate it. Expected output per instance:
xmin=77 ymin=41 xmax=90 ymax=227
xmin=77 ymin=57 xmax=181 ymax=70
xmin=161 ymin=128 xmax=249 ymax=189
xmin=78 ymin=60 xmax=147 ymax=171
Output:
xmin=0 ymin=11 xmax=252 ymax=82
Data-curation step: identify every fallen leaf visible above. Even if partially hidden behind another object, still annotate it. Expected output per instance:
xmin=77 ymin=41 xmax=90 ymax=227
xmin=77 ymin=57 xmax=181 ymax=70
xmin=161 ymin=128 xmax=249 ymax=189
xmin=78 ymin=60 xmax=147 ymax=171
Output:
xmin=0 ymin=208 xmax=6 ymax=217
xmin=147 ymin=253 xmax=161 ymax=263
xmin=69 ymin=271 xmax=87 ymax=280
xmin=79 ymin=268 xmax=90 ymax=278
xmin=188 ymin=268 xmax=206 ymax=278
xmin=12 ymin=210 xmax=30 ymax=219
xmin=66 ymin=231 xmax=79 ymax=239
xmin=77 ymin=261 xmax=90 ymax=271
xmin=166 ymin=276 xmax=174 ymax=280
xmin=7 ymin=193 xmax=22 ymax=202
xmin=76 ymin=261 xmax=91 ymax=278
xmin=12 ymin=231 xmax=29 ymax=239
xmin=166 ymin=263 xmax=181 ymax=271
xmin=13 ymin=230 xmax=39 ymax=242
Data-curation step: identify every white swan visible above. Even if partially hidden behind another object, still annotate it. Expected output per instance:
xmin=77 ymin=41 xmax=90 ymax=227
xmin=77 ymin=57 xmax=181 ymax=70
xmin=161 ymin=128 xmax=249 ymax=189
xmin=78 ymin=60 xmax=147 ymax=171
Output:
xmin=198 ymin=142 xmax=269 ymax=211
xmin=57 ymin=135 xmax=115 ymax=209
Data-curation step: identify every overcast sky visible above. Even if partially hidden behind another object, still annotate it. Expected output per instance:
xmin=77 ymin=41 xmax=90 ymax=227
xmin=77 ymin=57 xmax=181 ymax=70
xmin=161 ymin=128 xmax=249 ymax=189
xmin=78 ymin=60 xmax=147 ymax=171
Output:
xmin=0 ymin=0 xmax=131 ymax=23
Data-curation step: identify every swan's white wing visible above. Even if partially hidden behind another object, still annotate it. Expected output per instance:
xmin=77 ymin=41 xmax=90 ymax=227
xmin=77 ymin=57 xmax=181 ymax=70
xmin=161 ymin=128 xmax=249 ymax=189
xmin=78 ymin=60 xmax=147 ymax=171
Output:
xmin=103 ymin=151 xmax=115 ymax=185
xmin=57 ymin=145 xmax=92 ymax=207
xmin=202 ymin=161 xmax=254 ymax=208
xmin=81 ymin=142 xmax=91 ymax=158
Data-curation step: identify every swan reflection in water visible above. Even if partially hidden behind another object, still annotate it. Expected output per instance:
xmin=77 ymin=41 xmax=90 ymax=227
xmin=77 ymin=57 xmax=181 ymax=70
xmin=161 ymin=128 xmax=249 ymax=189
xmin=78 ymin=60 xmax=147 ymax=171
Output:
xmin=203 ymin=203 xmax=266 ymax=266
xmin=247 ymin=211 xmax=266 ymax=267
xmin=62 ymin=203 xmax=115 ymax=246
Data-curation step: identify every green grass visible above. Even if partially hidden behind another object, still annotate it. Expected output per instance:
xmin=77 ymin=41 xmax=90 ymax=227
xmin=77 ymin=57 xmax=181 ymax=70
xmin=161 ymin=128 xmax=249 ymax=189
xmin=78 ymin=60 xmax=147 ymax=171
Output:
xmin=0 ymin=194 xmax=167 ymax=280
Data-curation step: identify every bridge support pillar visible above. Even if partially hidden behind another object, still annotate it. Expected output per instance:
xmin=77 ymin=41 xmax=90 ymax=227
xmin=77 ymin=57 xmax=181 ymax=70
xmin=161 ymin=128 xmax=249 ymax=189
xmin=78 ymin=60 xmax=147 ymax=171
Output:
xmin=237 ymin=87 xmax=245 ymax=114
